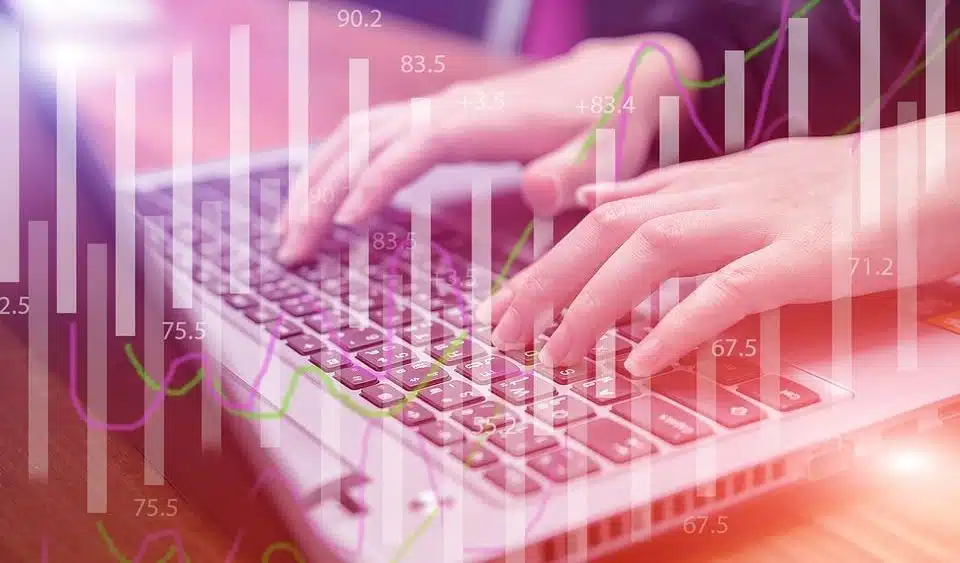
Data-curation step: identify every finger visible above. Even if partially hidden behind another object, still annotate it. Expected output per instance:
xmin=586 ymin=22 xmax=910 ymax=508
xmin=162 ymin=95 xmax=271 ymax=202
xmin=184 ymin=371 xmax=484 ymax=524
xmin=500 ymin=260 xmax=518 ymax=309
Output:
xmin=623 ymin=241 xmax=798 ymax=377
xmin=277 ymin=105 xmax=401 ymax=231
xmin=540 ymin=211 xmax=771 ymax=367
xmin=277 ymin=120 xmax=406 ymax=263
xmin=523 ymin=118 xmax=657 ymax=217
xmin=488 ymin=190 xmax=722 ymax=350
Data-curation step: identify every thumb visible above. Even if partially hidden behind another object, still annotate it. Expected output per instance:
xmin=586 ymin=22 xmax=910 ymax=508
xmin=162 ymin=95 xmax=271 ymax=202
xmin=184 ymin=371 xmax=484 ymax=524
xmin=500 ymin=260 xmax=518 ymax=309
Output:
xmin=522 ymin=118 xmax=657 ymax=217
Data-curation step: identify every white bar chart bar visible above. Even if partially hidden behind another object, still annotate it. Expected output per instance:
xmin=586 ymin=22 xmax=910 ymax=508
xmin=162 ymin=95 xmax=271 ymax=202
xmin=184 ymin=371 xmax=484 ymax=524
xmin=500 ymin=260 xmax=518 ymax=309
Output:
xmin=925 ymin=0 xmax=946 ymax=193
xmin=0 ymin=27 xmax=20 ymax=282
xmin=144 ymin=217 xmax=166 ymax=485
xmin=788 ymin=18 xmax=810 ymax=137
xmin=56 ymin=65 xmax=78 ymax=314
xmin=27 ymin=222 xmax=49 ymax=479
xmin=593 ymin=129 xmax=617 ymax=388
xmin=897 ymin=103 xmax=919 ymax=371
xmin=229 ymin=26 xmax=252 ymax=293
xmin=347 ymin=58 xmax=370 ymax=328
xmin=409 ymin=99 xmax=432 ymax=295
xmin=201 ymin=203 xmax=223 ymax=450
xmin=114 ymin=70 xmax=137 ymax=336
xmin=289 ymin=1 xmax=309 ymax=186
xmin=724 ymin=51 xmax=745 ymax=152
xmin=172 ymin=51 xmax=194 ymax=309
xmin=471 ymin=177 xmax=493 ymax=305
xmin=859 ymin=0 xmax=882 ymax=226
xmin=87 ymin=244 xmax=108 ymax=512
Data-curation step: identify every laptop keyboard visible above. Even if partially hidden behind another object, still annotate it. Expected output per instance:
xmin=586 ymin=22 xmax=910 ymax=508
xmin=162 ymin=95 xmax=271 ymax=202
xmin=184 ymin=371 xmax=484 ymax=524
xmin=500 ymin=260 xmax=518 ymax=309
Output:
xmin=138 ymin=165 xmax=825 ymax=498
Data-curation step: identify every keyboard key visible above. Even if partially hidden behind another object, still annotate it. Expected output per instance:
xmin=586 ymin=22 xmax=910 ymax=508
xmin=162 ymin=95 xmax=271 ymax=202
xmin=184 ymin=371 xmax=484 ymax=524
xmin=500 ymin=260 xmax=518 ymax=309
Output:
xmin=737 ymin=377 xmax=821 ymax=412
xmin=441 ymin=307 xmax=473 ymax=328
xmin=449 ymin=442 xmax=499 ymax=469
xmin=587 ymin=332 xmax=634 ymax=359
xmin=456 ymin=355 xmax=522 ymax=385
xmin=294 ymin=260 xmax=343 ymax=284
xmin=319 ymin=276 xmax=351 ymax=297
xmin=419 ymin=380 xmax=484 ymax=411
xmin=224 ymin=293 xmax=258 ymax=310
xmin=528 ymin=396 xmax=596 ymax=428
xmin=571 ymin=374 xmax=640 ymax=406
xmin=504 ymin=345 xmax=541 ymax=367
xmin=330 ymin=327 xmax=384 ymax=352
xmin=528 ymin=448 xmax=600 ymax=483
xmin=710 ymin=357 xmax=763 ymax=386
xmin=265 ymin=318 xmax=302 ymax=339
xmin=534 ymin=362 xmax=593 ymax=385
xmin=236 ymin=267 xmax=285 ymax=287
xmin=492 ymin=374 xmax=557 ymax=406
xmin=303 ymin=310 xmax=350 ymax=334
xmin=356 ymin=342 xmax=415 ymax=371
xmin=566 ymin=419 xmax=657 ymax=464
xmin=485 ymin=466 xmax=542 ymax=496
xmin=244 ymin=306 xmax=280 ymax=325
xmin=369 ymin=303 xmax=419 ymax=329
xmin=259 ymin=280 xmax=306 ymax=302
xmin=335 ymin=366 xmax=379 ymax=390
xmin=451 ymin=401 xmax=520 ymax=432
xmin=280 ymin=295 xmax=329 ymax=317
xmin=385 ymin=360 xmax=449 ymax=391
xmin=470 ymin=325 xmax=494 ymax=345
xmin=410 ymin=289 xmax=458 ymax=311
xmin=309 ymin=350 xmax=352 ymax=372
xmin=286 ymin=334 xmax=325 ymax=356
xmin=360 ymin=383 xmax=405 ymax=408
xmin=418 ymin=421 xmax=464 ymax=447
xmin=399 ymin=320 xmax=453 ymax=347
xmin=611 ymin=396 xmax=713 ymax=445
xmin=341 ymin=290 xmax=387 ymax=312
xmin=429 ymin=337 xmax=487 ymax=365
xmin=649 ymin=371 xmax=767 ymax=428
xmin=391 ymin=402 xmax=435 ymax=427
xmin=617 ymin=321 xmax=651 ymax=343
xmin=488 ymin=422 xmax=558 ymax=457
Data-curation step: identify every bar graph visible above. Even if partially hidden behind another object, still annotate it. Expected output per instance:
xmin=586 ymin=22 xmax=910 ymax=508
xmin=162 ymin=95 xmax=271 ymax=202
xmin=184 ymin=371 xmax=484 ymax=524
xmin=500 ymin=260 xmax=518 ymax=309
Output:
xmin=114 ymin=69 xmax=137 ymax=336
xmin=87 ymin=244 xmax=108 ymax=513
xmin=347 ymin=58 xmax=371 ymax=329
xmin=0 ymin=25 xmax=20 ymax=282
xmin=201 ymin=203 xmax=224 ymax=451
xmin=143 ymin=217 xmax=166 ymax=485
xmin=27 ymin=222 xmax=49 ymax=480
xmin=56 ymin=64 xmax=78 ymax=314
xmin=172 ymin=50 xmax=195 ymax=309
xmin=229 ymin=26 xmax=252 ymax=294
xmin=897 ymin=102 xmax=920 ymax=371
xmin=925 ymin=0 xmax=947 ymax=194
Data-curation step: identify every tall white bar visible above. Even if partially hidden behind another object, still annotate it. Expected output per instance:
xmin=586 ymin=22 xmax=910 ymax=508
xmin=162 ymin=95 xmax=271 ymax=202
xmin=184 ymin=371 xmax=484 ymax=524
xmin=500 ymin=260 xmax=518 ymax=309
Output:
xmin=86 ymin=244 xmax=108 ymax=512
xmin=592 ymin=128 xmax=617 ymax=392
xmin=724 ymin=51 xmax=745 ymax=152
xmin=172 ymin=50 xmax=194 ymax=308
xmin=144 ymin=217 xmax=166 ymax=485
xmin=897 ymin=103 xmax=919 ymax=371
xmin=788 ymin=18 xmax=810 ymax=137
xmin=0 ymin=27 xmax=20 ymax=282
xmin=859 ymin=0 xmax=882 ymax=225
xmin=409 ymin=98 xmax=432 ymax=296
xmin=27 ymin=222 xmax=49 ymax=479
xmin=201 ymin=203 xmax=223 ymax=450
xmin=347 ymin=58 xmax=370 ymax=328
xmin=114 ymin=70 xmax=137 ymax=336
xmin=229 ymin=26 xmax=252 ymax=292
xmin=925 ymin=0 xmax=946 ymax=193
xmin=56 ymin=65 xmax=78 ymax=314
xmin=289 ymin=1 xmax=310 ymax=184
xmin=471 ymin=177 xmax=493 ymax=304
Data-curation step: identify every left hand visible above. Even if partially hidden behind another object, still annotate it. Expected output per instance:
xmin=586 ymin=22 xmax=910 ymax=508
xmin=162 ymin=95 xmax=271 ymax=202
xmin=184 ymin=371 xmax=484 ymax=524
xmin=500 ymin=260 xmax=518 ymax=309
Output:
xmin=476 ymin=127 xmax=960 ymax=378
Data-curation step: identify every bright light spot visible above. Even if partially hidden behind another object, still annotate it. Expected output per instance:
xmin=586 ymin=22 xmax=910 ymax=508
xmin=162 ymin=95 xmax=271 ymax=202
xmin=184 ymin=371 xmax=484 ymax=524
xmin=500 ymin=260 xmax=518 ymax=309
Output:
xmin=879 ymin=448 xmax=936 ymax=475
xmin=17 ymin=0 xmax=155 ymax=26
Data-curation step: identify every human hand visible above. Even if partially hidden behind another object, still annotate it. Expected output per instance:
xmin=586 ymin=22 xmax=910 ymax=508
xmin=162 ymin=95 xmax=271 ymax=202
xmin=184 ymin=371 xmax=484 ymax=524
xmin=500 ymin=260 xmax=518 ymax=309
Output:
xmin=477 ymin=125 xmax=960 ymax=378
xmin=275 ymin=34 xmax=701 ymax=264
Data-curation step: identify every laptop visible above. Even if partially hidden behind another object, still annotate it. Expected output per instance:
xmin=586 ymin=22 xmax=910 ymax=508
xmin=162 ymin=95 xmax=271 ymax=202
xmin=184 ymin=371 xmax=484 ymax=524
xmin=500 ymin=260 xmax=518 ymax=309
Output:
xmin=9 ymin=2 xmax=960 ymax=562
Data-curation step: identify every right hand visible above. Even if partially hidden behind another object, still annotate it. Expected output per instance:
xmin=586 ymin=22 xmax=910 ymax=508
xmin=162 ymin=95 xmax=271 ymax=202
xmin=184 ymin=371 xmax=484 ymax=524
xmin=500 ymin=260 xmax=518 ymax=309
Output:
xmin=275 ymin=34 xmax=702 ymax=265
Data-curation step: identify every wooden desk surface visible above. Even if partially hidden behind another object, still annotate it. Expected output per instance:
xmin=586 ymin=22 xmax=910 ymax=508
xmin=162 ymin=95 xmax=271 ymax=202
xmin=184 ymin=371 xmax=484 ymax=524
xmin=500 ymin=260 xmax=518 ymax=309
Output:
xmin=4 ymin=1 xmax=960 ymax=561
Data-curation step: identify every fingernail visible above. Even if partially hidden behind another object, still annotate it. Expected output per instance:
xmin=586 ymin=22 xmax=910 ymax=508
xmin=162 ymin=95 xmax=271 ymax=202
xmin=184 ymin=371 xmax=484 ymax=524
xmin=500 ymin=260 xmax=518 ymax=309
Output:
xmin=539 ymin=323 xmax=571 ymax=367
xmin=522 ymin=174 xmax=559 ymax=216
xmin=491 ymin=308 xmax=523 ymax=350
xmin=276 ymin=241 xmax=298 ymax=265
xmin=624 ymin=335 xmax=661 ymax=378
xmin=574 ymin=186 xmax=596 ymax=208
